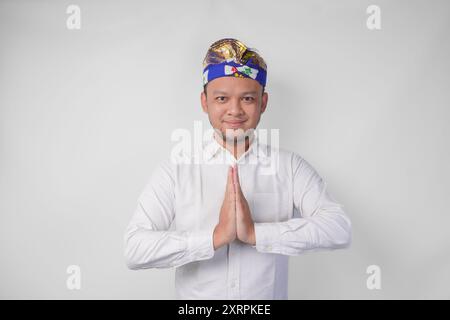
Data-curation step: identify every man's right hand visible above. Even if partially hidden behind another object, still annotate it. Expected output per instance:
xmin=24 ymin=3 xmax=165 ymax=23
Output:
xmin=213 ymin=166 xmax=237 ymax=250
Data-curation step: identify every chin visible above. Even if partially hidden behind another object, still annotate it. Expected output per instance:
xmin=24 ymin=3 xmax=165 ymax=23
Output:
xmin=221 ymin=128 xmax=252 ymax=143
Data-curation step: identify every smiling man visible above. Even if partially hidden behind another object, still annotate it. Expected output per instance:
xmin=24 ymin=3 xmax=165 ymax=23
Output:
xmin=124 ymin=38 xmax=352 ymax=299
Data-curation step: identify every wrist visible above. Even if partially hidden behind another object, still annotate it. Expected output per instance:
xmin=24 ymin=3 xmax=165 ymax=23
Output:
xmin=213 ymin=225 xmax=226 ymax=250
xmin=247 ymin=223 xmax=256 ymax=245
xmin=251 ymin=227 xmax=256 ymax=245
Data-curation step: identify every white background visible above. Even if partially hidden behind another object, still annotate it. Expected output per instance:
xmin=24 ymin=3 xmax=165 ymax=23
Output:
xmin=1 ymin=0 xmax=449 ymax=299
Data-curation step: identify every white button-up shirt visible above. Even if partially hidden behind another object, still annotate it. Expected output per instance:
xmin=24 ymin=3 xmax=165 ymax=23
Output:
xmin=124 ymin=129 xmax=352 ymax=299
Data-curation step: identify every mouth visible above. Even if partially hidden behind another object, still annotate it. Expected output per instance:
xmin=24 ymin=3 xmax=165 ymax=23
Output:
xmin=223 ymin=119 xmax=247 ymax=129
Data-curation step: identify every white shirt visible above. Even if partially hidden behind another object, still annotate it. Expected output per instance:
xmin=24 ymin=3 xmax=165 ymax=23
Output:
xmin=124 ymin=129 xmax=352 ymax=299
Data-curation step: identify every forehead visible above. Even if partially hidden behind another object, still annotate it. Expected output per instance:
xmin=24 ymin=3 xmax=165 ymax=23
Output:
xmin=206 ymin=76 xmax=262 ymax=95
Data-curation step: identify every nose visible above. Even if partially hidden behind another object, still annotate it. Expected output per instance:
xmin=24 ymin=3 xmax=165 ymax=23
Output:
xmin=227 ymin=98 xmax=244 ymax=116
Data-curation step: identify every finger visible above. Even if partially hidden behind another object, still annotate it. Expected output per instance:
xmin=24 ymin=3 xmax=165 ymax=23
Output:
xmin=233 ymin=165 xmax=243 ymax=199
xmin=231 ymin=166 xmax=237 ymax=195
xmin=226 ymin=166 xmax=236 ymax=199
xmin=226 ymin=165 xmax=233 ymax=191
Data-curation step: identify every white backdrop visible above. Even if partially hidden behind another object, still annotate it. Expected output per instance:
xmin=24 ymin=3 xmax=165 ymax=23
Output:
xmin=1 ymin=0 xmax=449 ymax=299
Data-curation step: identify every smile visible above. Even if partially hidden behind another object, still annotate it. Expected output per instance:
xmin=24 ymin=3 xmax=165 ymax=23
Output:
xmin=224 ymin=120 xmax=246 ymax=128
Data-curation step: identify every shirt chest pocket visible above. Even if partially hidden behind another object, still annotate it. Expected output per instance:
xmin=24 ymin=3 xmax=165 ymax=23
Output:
xmin=251 ymin=192 xmax=290 ymax=223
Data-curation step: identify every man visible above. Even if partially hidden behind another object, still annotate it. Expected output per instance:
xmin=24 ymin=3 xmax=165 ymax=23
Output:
xmin=124 ymin=38 xmax=352 ymax=299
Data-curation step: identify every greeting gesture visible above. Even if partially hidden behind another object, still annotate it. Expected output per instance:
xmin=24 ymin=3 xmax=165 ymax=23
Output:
xmin=213 ymin=165 xmax=255 ymax=250
xmin=213 ymin=166 xmax=237 ymax=249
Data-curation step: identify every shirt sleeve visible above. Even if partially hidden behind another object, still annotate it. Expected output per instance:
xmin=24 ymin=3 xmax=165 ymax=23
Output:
xmin=252 ymin=154 xmax=352 ymax=255
xmin=124 ymin=160 xmax=215 ymax=269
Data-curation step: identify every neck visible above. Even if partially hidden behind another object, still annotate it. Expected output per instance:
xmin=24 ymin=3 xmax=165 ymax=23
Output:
xmin=214 ymin=131 xmax=253 ymax=160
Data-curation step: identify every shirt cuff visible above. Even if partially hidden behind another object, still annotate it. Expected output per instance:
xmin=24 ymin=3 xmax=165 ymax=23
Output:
xmin=253 ymin=222 xmax=282 ymax=253
xmin=187 ymin=226 xmax=215 ymax=260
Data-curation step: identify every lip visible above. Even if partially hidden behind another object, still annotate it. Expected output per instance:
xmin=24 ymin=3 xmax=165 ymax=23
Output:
xmin=223 ymin=120 xmax=246 ymax=128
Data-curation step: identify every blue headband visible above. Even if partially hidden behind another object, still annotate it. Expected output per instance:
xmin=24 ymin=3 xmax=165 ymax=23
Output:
xmin=202 ymin=58 xmax=267 ymax=88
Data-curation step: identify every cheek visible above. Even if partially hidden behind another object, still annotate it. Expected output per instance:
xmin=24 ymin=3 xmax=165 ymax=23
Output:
xmin=244 ymin=106 xmax=260 ymax=121
xmin=208 ymin=107 xmax=225 ymax=122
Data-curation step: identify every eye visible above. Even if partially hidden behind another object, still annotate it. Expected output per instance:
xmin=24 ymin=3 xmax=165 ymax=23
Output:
xmin=215 ymin=96 xmax=227 ymax=102
xmin=242 ymin=96 xmax=255 ymax=102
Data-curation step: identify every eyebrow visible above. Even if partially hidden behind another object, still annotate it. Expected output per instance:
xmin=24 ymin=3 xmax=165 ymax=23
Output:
xmin=212 ymin=90 xmax=228 ymax=95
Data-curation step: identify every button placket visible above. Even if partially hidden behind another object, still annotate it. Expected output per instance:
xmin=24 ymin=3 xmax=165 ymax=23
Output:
xmin=227 ymin=241 xmax=241 ymax=299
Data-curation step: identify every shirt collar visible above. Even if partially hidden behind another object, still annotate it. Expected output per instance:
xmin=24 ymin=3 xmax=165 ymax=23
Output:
xmin=202 ymin=129 xmax=271 ymax=164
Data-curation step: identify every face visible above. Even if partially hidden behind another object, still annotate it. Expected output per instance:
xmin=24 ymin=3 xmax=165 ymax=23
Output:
xmin=200 ymin=76 xmax=268 ymax=143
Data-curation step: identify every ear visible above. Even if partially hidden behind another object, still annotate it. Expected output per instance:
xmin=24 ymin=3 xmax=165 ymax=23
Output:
xmin=200 ymin=91 xmax=208 ymax=113
xmin=260 ymin=91 xmax=268 ymax=114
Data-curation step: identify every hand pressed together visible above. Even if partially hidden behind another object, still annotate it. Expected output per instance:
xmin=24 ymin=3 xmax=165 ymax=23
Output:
xmin=213 ymin=165 xmax=256 ymax=250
